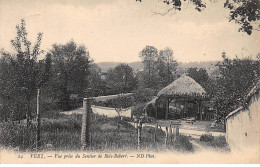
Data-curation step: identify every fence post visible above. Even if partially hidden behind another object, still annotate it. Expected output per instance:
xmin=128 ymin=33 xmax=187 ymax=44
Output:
xmin=165 ymin=126 xmax=168 ymax=146
xmin=154 ymin=122 xmax=158 ymax=142
xmin=36 ymin=89 xmax=41 ymax=150
xmin=137 ymin=121 xmax=142 ymax=150
xmin=176 ymin=126 xmax=179 ymax=136
xmin=169 ymin=124 xmax=172 ymax=143
xmin=81 ymin=98 xmax=91 ymax=150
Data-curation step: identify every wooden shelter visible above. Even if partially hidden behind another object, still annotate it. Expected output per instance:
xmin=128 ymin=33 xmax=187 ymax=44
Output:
xmin=155 ymin=74 xmax=207 ymax=120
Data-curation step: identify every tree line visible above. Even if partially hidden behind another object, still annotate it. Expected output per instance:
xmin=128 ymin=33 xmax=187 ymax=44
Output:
xmin=0 ymin=19 xmax=259 ymax=123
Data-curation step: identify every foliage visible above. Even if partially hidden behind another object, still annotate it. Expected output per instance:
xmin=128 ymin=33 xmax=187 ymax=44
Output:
xmin=132 ymin=88 xmax=156 ymax=104
xmin=46 ymin=41 xmax=90 ymax=110
xmin=207 ymin=136 xmax=229 ymax=149
xmin=187 ymin=67 xmax=215 ymax=97
xmin=200 ymin=135 xmax=229 ymax=149
xmin=131 ymin=102 xmax=147 ymax=118
xmin=187 ymin=68 xmax=209 ymax=87
xmin=200 ymin=134 xmax=214 ymax=142
xmin=157 ymin=47 xmax=178 ymax=87
xmin=139 ymin=45 xmax=159 ymax=88
xmin=105 ymin=64 xmax=137 ymax=94
xmin=136 ymin=0 xmax=259 ymax=35
xmin=138 ymin=46 xmax=178 ymax=89
xmin=171 ymin=135 xmax=194 ymax=152
xmin=0 ymin=19 xmax=48 ymax=121
xmin=213 ymin=53 xmax=260 ymax=118
xmin=224 ymin=0 xmax=260 ymax=35
xmin=87 ymin=63 xmax=104 ymax=96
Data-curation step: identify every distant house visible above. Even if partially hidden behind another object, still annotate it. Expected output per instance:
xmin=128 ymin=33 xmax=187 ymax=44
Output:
xmin=226 ymin=80 xmax=260 ymax=152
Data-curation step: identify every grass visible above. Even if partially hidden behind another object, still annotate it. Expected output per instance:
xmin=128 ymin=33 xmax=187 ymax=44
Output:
xmin=0 ymin=110 xmax=195 ymax=152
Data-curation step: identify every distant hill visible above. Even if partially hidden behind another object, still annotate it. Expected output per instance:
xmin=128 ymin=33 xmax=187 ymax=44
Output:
xmin=96 ymin=60 xmax=220 ymax=77
xmin=178 ymin=61 xmax=219 ymax=69
xmin=97 ymin=62 xmax=143 ymax=72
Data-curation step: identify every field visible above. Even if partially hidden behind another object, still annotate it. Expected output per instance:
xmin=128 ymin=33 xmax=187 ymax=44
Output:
xmin=0 ymin=110 xmax=204 ymax=152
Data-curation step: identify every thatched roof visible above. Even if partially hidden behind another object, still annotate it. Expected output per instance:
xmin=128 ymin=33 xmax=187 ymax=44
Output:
xmin=157 ymin=74 xmax=206 ymax=98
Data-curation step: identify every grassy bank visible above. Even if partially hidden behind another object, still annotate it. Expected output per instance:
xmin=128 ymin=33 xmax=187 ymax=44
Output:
xmin=0 ymin=110 xmax=195 ymax=152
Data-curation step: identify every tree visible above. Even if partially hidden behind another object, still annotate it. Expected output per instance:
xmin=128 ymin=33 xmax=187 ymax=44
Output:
xmin=224 ymin=0 xmax=260 ymax=35
xmin=157 ymin=47 xmax=178 ymax=87
xmin=113 ymin=94 xmax=130 ymax=133
xmin=0 ymin=19 xmax=44 ymax=123
xmin=139 ymin=45 xmax=158 ymax=88
xmin=87 ymin=63 xmax=103 ymax=96
xmin=136 ymin=0 xmax=260 ymax=35
xmin=187 ymin=67 xmax=209 ymax=89
xmin=48 ymin=41 xmax=90 ymax=110
xmin=106 ymin=63 xmax=137 ymax=94
xmin=213 ymin=53 xmax=260 ymax=119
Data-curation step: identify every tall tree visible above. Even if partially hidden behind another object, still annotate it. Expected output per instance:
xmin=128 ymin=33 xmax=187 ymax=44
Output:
xmin=139 ymin=45 xmax=158 ymax=88
xmin=213 ymin=53 xmax=260 ymax=119
xmin=157 ymin=47 xmax=178 ymax=87
xmin=48 ymin=41 xmax=90 ymax=110
xmin=187 ymin=67 xmax=209 ymax=88
xmin=106 ymin=63 xmax=137 ymax=94
xmin=0 ymin=19 xmax=44 ymax=122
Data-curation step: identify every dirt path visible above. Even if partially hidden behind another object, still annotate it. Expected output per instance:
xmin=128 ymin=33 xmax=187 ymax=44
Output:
xmin=60 ymin=106 xmax=131 ymax=118
xmin=139 ymin=122 xmax=225 ymax=139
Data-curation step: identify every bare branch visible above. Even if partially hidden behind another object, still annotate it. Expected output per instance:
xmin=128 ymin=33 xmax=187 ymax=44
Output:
xmin=152 ymin=7 xmax=176 ymax=16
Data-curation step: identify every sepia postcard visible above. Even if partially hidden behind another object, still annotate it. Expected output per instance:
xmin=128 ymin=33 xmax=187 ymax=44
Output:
xmin=0 ymin=0 xmax=259 ymax=164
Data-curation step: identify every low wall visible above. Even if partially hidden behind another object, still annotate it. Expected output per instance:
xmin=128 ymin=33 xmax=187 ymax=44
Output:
xmin=91 ymin=105 xmax=131 ymax=118
xmin=226 ymin=88 xmax=260 ymax=152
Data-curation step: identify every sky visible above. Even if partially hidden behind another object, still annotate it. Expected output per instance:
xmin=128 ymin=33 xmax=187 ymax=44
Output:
xmin=0 ymin=0 xmax=259 ymax=63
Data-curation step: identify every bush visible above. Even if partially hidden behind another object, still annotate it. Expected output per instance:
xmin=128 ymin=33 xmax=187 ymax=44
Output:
xmin=132 ymin=88 xmax=156 ymax=104
xmin=200 ymin=134 xmax=214 ymax=142
xmin=172 ymin=135 xmax=194 ymax=152
xmin=208 ymin=136 xmax=229 ymax=148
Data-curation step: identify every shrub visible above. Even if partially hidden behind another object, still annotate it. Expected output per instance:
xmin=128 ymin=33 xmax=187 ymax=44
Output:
xmin=172 ymin=135 xmax=194 ymax=152
xmin=200 ymin=134 xmax=214 ymax=142
xmin=132 ymin=88 xmax=156 ymax=104
xmin=208 ymin=136 xmax=229 ymax=148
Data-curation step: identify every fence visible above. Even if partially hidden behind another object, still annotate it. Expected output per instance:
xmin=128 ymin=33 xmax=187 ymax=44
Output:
xmin=81 ymin=98 xmax=181 ymax=150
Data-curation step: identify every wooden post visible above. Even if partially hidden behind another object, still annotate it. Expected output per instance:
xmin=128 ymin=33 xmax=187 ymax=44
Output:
xmin=36 ymin=89 xmax=41 ymax=150
xmin=165 ymin=126 xmax=169 ymax=146
xmin=176 ymin=126 xmax=179 ymax=136
xmin=169 ymin=124 xmax=172 ymax=143
xmin=137 ymin=121 xmax=142 ymax=150
xmin=154 ymin=122 xmax=158 ymax=142
xmin=165 ymin=99 xmax=169 ymax=120
xmin=81 ymin=98 xmax=91 ymax=150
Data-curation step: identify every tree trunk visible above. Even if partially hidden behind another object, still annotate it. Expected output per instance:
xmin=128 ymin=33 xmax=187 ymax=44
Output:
xmin=36 ymin=89 xmax=41 ymax=150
